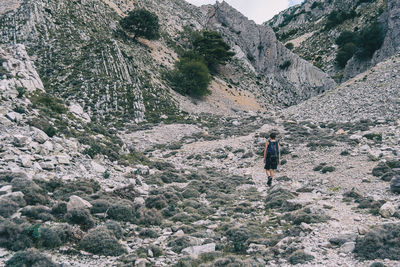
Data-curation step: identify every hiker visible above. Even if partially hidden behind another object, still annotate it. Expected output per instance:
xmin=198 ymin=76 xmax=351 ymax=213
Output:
xmin=263 ymin=132 xmax=280 ymax=187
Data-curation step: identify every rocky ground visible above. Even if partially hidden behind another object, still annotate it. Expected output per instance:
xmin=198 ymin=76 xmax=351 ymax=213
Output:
xmin=1 ymin=98 xmax=400 ymax=266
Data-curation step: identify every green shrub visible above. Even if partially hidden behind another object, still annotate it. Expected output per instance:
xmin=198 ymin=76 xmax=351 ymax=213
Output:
xmin=288 ymin=250 xmax=315 ymax=264
xmin=192 ymin=31 xmax=235 ymax=73
xmin=6 ymin=248 xmax=57 ymax=267
xmin=90 ymin=199 xmax=111 ymax=214
xmin=145 ymin=195 xmax=167 ymax=210
xmin=0 ymin=219 xmax=33 ymax=251
xmin=104 ymin=221 xmax=123 ymax=239
xmin=107 ymin=200 xmax=137 ymax=222
xmin=51 ymin=201 xmax=67 ymax=217
xmin=285 ymin=42 xmax=294 ymax=50
xmin=354 ymin=224 xmax=400 ymax=260
xmin=169 ymin=59 xmax=211 ymax=97
xmin=137 ymin=208 xmax=162 ymax=225
xmin=120 ymin=9 xmax=160 ymax=40
xmin=21 ymin=205 xmax=54 ymax=221
xmin=168 ymin=236 xmax=193 ymax=253
xmin=0 ymin=199 xmax=19 ymax=218
xmin=336 ymin=31 xmax=356 ymax=46
xmin=356 ymin=23 xmax=385 ymax=59
xmin=139 ymin=228 xmax=159 ymax=238
xmin=65 ymin=208 xmax=95 ymax=231
xmin=11 ymin=178 xmax=49 ymax=205
xmin=79 ymin=227 xmax=126 ymax=256
xmin=336 ymin=42 xmax=356 ymax=68
xmin=279 ymin=60 xmax=291 ymax=70
xmin=29 ymin=91 xmax=67 ymax=114
xmin=225 ymin=227 xmax=251 ymax=253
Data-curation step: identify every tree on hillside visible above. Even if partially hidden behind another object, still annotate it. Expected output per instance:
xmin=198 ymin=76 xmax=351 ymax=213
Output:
xmin=120 ymin=9 xmax=160 ymax=40
xmin=192 ymin=31 xmax=235 ymax=73
xmin=169 ymin=57 xmax=211 ymax=97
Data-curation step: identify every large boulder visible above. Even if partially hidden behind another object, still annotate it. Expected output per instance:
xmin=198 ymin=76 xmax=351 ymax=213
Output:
xmin=67 ymin=195 xmax=92 ymax=212
xmin=181 ymin=243 xmax=216 ymax=258
xmin=379 ymin=202 xmax=396 ymax=218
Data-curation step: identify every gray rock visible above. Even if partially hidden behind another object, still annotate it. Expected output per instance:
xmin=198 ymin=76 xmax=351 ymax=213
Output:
xmin=181 ymin=243 xmax=216 ymax=258
xmin=32 ymin=128 xmax=49 ymax=144
xmin=340 ymin=242 xmax=355 ymax=253
xmin=67 ymin=195 xmax=92 ymax=212
xmin=379 ymin=202 xmax=396 ymax=218
xmin=13 ymin=135 xmax=29 ymax=147
xmin=6 ymin=112 xmax=22 ymax=122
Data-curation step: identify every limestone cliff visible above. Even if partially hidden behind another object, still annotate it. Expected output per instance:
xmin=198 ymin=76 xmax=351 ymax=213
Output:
xmin=204 ymin=2 xmax=336 ymax=106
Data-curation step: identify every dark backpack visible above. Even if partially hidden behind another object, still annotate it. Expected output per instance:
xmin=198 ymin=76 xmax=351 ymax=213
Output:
xmin=267 ymin=140 xmax=279 ymax=160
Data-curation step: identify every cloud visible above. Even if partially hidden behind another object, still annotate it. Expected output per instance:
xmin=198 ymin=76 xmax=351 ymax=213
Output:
xmin=185 ymin=0 xmax=304 ymax=24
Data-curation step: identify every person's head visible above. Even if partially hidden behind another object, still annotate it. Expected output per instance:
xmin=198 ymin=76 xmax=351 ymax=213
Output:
xmin=269 ymin=132 xmax=277 ymax=140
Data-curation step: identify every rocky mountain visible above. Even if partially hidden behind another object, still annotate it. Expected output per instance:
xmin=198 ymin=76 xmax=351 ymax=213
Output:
xmin=269 ymin=0 xmax=400 ymax=82
xmin=1 ymin=0 xmax=400 ymax=266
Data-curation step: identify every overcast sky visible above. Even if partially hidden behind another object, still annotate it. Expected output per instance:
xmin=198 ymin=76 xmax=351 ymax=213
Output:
xmin=186 ymin=0 xmax=304 ymax=24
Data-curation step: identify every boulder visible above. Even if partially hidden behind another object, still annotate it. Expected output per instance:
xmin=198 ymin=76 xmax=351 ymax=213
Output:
xmin=6 ymin=112 xmax=22 ymax=122
xmin=67 ymin=195 xmax=92 ymax=212
xmin=379 ymin=202 xmax=396 ymax=218
xmin=340 ymin=242 xmax=356 ymax=253
xmin=56 ymin=154 xmax=70 ymax=165
xmin=32 ymin=127 xmax=49 ymax=144
xmin=181 ymin=243 xmax=215 ymax=258
xmin=19 ymin=155 xmax=33 ymax=168
xmin=91 ymin=161 xmax=106 ymax=173
xmin=13 ymin=135 xmax=29 ymax=147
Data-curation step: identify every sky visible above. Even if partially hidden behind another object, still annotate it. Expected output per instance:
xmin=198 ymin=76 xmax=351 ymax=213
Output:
xmin=186 ymin=0 xmax=304 ymax=24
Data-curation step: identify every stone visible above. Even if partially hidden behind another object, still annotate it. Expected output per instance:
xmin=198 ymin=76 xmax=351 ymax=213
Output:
xmin=91 ymin=161 xmax=106 ymax=173
xmin=349 ymin=134 xmax=363 ymax=141
xmin=134 ymin=197 xmax=145 ymax=205
xmin=13 ymin=135 xmax=29 ymax=147
xmin=41 ymin=141 xmax=54 ymax=152
xmin=19 ymin=155 xmax=33 ymax=167
xmin=0 ymin=185 xmax=12 ymax=194
xmin=67 ymin=195 xmax=92 ymax=212
xmin=6 ymin=112 xmax=22 ymax=122
xmin=56 ymin=154 xmax=70 ymax=165
xmin=32 ymin=128 xmax=49 ymax=144
xmin=247 ymin=243 xmax=268 ymax=254
xmin=379 ymin=202 xmax=396 ymax=218
xmin=40 ymin=161 xmax=54 ymax=170
xmin=390 ymin=177 xmax=400 ymax=193
xmin=135 ymin=259 xmax=150 ymax=267
xmin=340 ymin=242 xmax=355 ymax=253
xmin=181 ymin=243 xmax=216 ymax=258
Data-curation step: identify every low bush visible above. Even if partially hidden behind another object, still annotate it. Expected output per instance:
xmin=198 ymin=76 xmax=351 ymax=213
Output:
xmin=288 ymin=250 xmax=315 ymax=264
xmin=354 ymin=223 xmax=400 ymax=260
xmin=90 ymin=199 xmax=111 ymax=214
xmin=225 ymin=227 xmax=251 ymax=253
xmin=104 ymin=221 xmax=123 ymax=239
xmin=0 ymin=219 xmax=33 ymax=251
xmin=6 ymin=248 xmax=57 ymax=267
xmin=79 ymin=227 xmax=126 ymax=256
xmin=0 ymin=199 xmax=19 ymax=218
xmin=11 ymin=178 xmax=48 ymax=205
xmin=107 ymin=200 xmax=137 ymax=222
xmin=65 ymin=208 xmax=95 ymax=231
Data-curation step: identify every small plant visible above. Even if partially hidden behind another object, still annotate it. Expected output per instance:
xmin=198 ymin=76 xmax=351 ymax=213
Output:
xmin=79 ymin=227 xmax=126 ymax=256
xmin=279 ymin=60 xmax=291 ymax=70
xmin=16 ymin=87 xmax=26 ymax=98
xmin=6 ymin=248 xmax=57 ymax=267
xmin=285 ymin=42 xmax=294 ymax=50
xmin=102 ymin=170 xmax=110 ymax=179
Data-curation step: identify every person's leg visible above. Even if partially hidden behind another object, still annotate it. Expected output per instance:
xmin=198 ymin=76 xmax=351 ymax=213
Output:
xmin=265 ymin=169 xmax=270 ymax=177
xmin=267 ymin=169 xmax=273 ymax=186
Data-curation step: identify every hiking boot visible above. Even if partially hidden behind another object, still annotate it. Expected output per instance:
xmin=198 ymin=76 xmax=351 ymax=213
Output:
xmin=267 ymin=176 xmax=272 ymax=187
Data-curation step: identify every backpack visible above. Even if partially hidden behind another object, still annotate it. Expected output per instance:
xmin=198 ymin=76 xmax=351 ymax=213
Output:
xmin=267 ymin=140 xmax=279 ymax=160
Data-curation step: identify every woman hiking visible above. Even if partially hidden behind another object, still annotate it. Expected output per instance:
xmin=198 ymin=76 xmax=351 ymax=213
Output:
xmin=263 ymin=132 xmax=280 ymax=187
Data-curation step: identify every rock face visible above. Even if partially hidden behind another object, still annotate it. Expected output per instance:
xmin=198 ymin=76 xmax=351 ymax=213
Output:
xmin=0 ymin=44 xmax=44 ymax=96
xmin=204 ymin=2 xmax=336 ymax=106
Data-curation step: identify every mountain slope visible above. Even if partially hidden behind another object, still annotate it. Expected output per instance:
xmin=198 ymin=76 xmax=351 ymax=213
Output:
xmin=268 ymin=0 xmax=400 ymax=82
xmin=285 ymin=53 xmax=400 ymax=122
